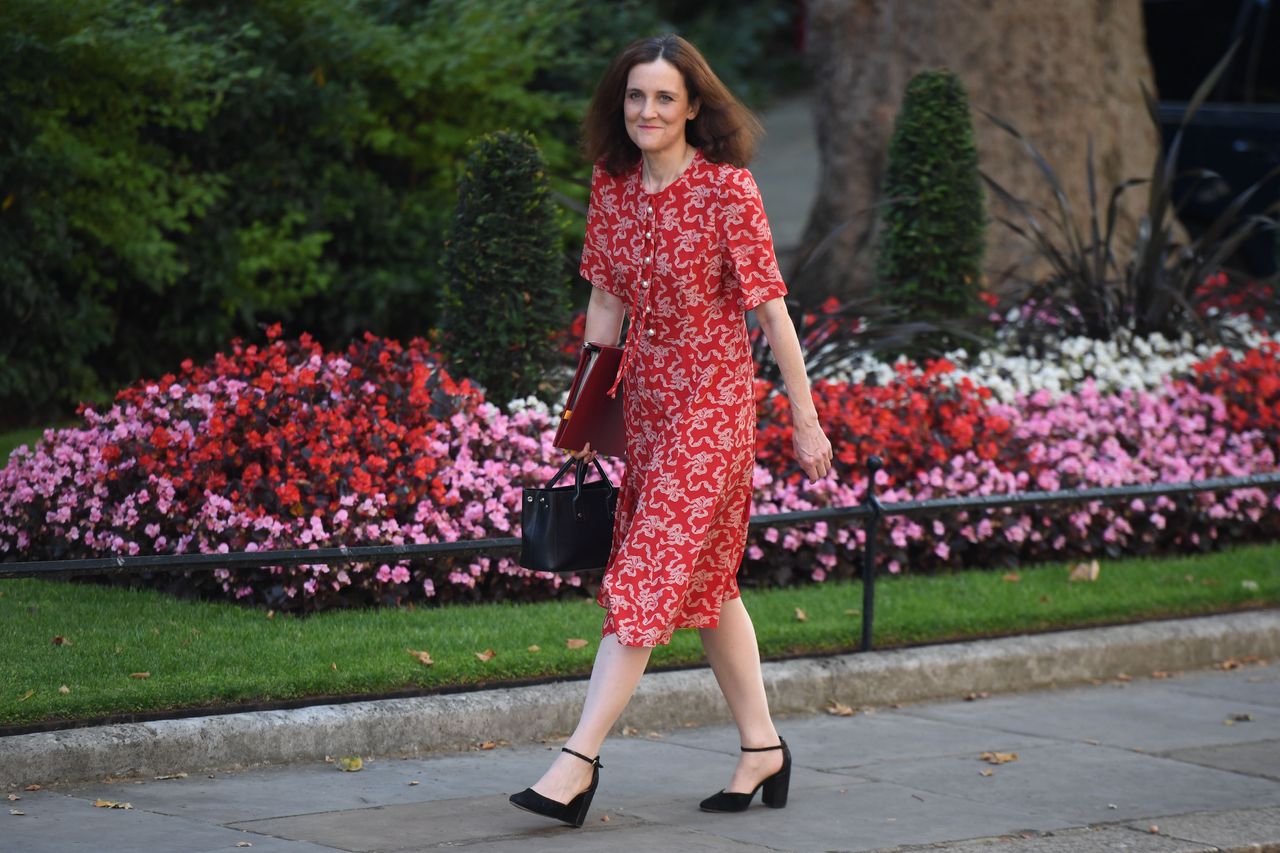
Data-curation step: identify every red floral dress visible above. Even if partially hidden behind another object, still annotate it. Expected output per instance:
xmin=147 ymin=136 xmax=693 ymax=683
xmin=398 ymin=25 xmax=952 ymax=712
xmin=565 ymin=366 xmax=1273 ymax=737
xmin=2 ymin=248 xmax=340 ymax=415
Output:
xmin=579 ymin=149 xmax=787 ymax=647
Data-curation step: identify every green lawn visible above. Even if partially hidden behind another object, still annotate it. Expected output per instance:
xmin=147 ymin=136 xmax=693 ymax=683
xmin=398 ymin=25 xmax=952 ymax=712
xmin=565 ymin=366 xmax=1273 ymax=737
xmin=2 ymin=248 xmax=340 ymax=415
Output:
xmin=2 ymin=543 xmax=1276 ymax=728
xmin=1 ymin=427 xmax=50 ymax=463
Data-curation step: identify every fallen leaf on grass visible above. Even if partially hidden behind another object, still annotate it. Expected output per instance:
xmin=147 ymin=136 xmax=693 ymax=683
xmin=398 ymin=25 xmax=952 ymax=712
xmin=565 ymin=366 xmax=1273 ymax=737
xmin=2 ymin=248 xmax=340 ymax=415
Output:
xmin=622 ymin=726 xmax=639 ymax=736
xmin=407 ymin=648 xmax=434 ymax=667
xmin=93 ymin=800 xmax=133 ymax=809
xmin=154 ymin=773 xmax=188 ymax=781
xmin=1068 ymin=560 xmax=1100 ymax=582
xmin=565 ymin=638 xmax=588 ymax=650
xmin=23 ymin=785 xmax=41 ymax=792
xmin=1001 ymin=573 xmax=1021 ymax=583
xmin=129 ymin=672 xmax=150 ymax=680
xmin=825 ymin=700 xmax=855 ymax=717
xmin=16 ymin=690 xmax=34 ymax=703
xmin=475 ymin=649 xmax=496 ymax=662
xmin=330 ymin=663 xmax=338 ymax=672
xmin=979 ymin=751 xmax=1018 ymax=765
xmin=336 ymin=756 xmax=363 ymax=772
xmin=1242 ymin=579 xmax=1259 ymax=592
xmin=477 ymin=741 xmax=497 ymax=750
xmin=51 ymin=635 xmax=71 ymax=646
xmin=794 ymin=607 xmax=807 ymax=622
xmin=58 ymin=685 xmax=70 ymax=694
xmin=527 ymin=645 xmax=541 ymax=653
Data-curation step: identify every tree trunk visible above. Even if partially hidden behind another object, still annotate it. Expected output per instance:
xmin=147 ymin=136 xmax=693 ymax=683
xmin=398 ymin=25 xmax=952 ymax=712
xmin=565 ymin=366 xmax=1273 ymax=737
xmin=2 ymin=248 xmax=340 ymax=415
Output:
xmin=796 ymin=0 xmax=1159 ymax=304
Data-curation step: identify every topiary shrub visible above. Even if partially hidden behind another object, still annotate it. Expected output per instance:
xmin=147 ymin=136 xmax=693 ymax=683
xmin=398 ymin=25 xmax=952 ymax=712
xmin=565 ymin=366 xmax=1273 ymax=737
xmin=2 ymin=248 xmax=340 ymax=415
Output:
xmin=439 ymin=130 xmax=570 ymax=407
xmin=875 ymin=68 xmax=986 ymax=341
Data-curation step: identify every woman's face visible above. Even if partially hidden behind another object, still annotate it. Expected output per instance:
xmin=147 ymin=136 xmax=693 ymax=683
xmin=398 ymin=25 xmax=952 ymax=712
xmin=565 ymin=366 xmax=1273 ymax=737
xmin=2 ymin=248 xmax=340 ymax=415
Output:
xmin=623 ymin=58 xmax=698 ymax=158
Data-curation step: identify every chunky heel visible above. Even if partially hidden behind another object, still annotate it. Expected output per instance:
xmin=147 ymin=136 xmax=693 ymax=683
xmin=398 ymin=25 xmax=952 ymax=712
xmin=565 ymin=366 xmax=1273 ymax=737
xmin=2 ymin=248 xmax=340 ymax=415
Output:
xmin=509 ymin=747 xmax=603 ymax=828
xmin=699 ymin=738 xmax=791 ymax=813
xmin=760 ymin=762 xmax=790 ymax=808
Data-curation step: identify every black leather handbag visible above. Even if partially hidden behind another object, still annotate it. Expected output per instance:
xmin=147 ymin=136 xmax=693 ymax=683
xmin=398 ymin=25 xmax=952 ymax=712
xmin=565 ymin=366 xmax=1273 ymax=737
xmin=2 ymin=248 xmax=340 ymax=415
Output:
xmin=520 ymin=457 xmax=617 ymax=573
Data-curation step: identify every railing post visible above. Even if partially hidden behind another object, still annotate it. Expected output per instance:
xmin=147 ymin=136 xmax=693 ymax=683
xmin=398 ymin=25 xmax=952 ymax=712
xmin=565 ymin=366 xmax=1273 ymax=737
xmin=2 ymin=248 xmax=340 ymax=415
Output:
xmin=861 ymin=455 xmax=884 ymax=652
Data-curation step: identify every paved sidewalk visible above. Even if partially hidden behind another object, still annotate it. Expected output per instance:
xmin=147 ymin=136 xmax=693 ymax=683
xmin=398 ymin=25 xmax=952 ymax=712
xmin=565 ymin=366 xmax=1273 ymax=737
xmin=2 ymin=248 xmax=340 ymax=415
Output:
xmin=7 ymin=660 xmax=1280 ymax=852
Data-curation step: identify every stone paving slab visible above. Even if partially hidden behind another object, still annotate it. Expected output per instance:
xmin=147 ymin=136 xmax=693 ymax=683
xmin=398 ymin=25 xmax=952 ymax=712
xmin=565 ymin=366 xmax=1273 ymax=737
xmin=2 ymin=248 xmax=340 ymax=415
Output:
xmin=899 ymin=678 xmax=1280 ymax=753
xmin=858 ymin=739 xmax=1280 ymax=827
xmin=874 ymin=824 xmax=1220 ymax=852
xmin=3 ymin=788 xmax=331 ymax=853
xmin=664 ymin=708 xmax=1063 ymax=771
xmin=1160 ymin=738 xmax=1280 ymax=782
xmin=230 ymin=795 xmax=643 ymax=851
xmin=618 ymin=782 xmax=1075 ymax=852
xmin=1163 ymin=665 xmax=1280 ymax=708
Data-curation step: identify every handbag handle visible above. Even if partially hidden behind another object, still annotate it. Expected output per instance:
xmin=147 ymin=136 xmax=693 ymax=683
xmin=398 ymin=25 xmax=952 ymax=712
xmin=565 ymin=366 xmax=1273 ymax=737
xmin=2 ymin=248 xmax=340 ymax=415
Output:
xmin=547 ymin=456 xmax=615 ymax=500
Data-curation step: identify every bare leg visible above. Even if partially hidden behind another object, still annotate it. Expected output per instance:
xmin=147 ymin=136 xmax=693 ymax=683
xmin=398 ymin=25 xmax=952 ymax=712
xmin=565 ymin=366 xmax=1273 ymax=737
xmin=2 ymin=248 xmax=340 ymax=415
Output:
xmin=699 ymin=596 xmax=784 ymax=792
xmin=527 ymin=632 xmax=652 ymax=804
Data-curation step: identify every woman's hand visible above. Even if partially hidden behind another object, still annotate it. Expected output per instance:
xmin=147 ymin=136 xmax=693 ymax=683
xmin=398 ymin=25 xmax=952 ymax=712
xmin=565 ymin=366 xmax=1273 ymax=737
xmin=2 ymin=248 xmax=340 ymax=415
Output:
xmin=569 ymin=442 xmax=598 ymax=464
xmin=792 ymin=421 xmax=833 ymax=482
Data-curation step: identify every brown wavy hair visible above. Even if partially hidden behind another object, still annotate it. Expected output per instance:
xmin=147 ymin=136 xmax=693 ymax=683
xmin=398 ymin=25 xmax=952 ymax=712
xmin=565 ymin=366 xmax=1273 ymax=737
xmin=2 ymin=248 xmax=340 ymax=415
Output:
xmin=583 ymin=34 xmax=763 ymax=176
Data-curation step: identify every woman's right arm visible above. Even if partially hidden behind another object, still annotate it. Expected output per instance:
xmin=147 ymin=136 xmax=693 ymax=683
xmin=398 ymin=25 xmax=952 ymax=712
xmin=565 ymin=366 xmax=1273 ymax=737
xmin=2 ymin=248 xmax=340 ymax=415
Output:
xmin=583 ymin=285 xmax=625 ymax=346
xmin=569 ymin=286 xmax=626 ymax=461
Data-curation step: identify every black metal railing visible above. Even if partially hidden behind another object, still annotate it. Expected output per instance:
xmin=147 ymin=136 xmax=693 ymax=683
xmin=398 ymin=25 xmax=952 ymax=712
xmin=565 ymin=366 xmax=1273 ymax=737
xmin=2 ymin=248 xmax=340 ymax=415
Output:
xmin=3 ymin=464 xmax=1279 ymax=652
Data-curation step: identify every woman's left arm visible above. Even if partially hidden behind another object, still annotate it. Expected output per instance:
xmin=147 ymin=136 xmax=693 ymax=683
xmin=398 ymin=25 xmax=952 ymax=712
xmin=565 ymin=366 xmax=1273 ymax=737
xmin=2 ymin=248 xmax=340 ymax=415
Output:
xmin=753 ymin=297 xmax=833 ymax=482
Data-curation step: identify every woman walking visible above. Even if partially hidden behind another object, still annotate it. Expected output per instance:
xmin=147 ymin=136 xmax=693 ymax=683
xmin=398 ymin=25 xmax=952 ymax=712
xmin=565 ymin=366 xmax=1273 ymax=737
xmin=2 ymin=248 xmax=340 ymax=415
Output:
xmin=510 ymin=34 xmax=832 ymax=828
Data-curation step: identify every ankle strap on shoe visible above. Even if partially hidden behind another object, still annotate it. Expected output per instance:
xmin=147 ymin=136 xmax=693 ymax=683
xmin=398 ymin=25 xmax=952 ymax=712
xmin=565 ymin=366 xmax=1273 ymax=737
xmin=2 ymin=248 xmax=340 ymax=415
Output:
xmin=740 ymin=742 xmax=784 ymax=753
xmin=562 ymin=746 xmax=603 ymax=768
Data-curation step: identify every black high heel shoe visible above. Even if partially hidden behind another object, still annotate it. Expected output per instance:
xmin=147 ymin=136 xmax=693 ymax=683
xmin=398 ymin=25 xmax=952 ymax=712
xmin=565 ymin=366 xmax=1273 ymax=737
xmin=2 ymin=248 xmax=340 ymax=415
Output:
xmin=509 ymin=747 xmax=603 ymax=828
xmin=699 ymin=738 xmax=791 ymax=812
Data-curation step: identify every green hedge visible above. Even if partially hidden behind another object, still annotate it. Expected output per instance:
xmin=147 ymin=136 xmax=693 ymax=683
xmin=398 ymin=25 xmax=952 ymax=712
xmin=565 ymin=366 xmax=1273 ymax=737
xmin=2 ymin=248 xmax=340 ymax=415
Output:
xmin=0 ymin=0 xmax=599 ymax=425
xmin=0 ymin=0 xmax=804 ymax=426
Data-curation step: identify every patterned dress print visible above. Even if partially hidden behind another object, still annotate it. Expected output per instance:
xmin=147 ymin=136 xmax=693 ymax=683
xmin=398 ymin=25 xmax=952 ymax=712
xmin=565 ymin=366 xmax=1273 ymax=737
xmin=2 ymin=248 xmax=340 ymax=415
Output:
xmin=579 ymin=149 xmax=787 ymax=647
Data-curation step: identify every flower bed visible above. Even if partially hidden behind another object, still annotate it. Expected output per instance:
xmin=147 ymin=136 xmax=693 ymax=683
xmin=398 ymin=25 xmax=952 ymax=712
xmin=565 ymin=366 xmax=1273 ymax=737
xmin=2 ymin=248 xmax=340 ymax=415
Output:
xmin=3 ymin=321 xmax=1278 ymax=611
xmin=0 ymin=327 xmax=597 ymax=610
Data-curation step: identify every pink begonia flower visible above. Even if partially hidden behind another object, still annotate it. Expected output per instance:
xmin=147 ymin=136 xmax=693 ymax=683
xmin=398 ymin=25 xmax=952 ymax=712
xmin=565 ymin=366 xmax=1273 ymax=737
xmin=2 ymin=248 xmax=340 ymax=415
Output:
xmin=391 ymin=565 xmax=411 ymax=584
xmin=934 ymin=541 xmax=950 ymax=560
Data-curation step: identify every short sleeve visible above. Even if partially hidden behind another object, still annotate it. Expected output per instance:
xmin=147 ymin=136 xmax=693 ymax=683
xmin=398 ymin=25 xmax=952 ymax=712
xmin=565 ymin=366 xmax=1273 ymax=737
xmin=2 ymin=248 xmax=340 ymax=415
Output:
xmin=579 ymin=164 xmax=625 ymax=299
xmin=721 ymin=168 xmax=788 ymax=312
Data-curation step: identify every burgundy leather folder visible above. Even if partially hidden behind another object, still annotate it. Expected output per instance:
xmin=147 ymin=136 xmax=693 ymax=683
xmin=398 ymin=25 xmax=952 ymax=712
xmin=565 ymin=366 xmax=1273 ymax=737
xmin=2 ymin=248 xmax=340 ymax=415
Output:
xmin=553 ymin=342 xmax=625 ymax=458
